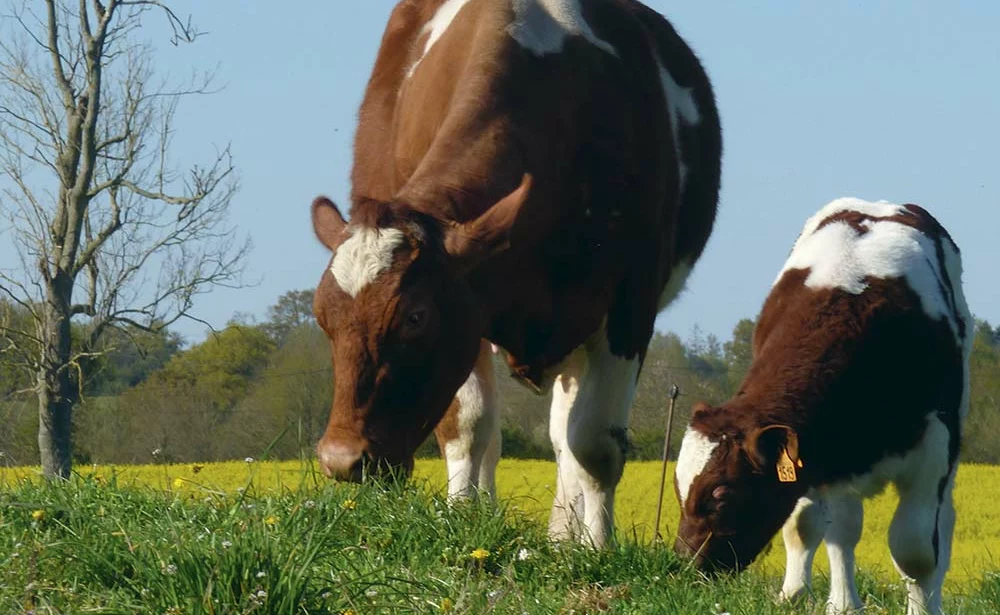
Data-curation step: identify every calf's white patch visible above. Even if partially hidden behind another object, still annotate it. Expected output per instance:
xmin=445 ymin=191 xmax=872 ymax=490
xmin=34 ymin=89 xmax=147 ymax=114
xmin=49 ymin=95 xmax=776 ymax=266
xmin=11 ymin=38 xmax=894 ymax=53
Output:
xmin=675 ymin=427 xmax=719 ymax=507
xmin=774 ymin=198 xmax=964 ymax=339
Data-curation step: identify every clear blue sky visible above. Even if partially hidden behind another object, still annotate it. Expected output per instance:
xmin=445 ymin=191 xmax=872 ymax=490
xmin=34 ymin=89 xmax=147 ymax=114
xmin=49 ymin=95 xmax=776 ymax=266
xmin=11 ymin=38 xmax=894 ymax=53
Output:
xmin=10 ymin=1 xmax=1000 ymax=347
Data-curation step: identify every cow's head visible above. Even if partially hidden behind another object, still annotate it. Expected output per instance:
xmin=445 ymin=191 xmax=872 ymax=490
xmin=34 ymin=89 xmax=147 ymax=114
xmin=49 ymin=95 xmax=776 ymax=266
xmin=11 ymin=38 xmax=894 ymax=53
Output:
xmin=672 ymin=402 xmax=805 ymax=573
xmin=310 ymin=175 xmax=534 ymax=482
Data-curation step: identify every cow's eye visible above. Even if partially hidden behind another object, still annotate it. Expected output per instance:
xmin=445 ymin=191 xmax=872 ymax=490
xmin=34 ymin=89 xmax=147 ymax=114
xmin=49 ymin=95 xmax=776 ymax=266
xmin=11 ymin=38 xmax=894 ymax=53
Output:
xmin=404 ymin=307 xmax=427 ymax=332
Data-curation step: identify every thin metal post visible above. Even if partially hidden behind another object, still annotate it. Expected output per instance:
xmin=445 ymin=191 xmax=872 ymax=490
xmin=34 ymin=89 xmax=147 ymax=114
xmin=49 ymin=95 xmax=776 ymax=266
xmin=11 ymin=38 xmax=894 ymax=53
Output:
xmin=654 ymin=383 xmax=680 ymax=543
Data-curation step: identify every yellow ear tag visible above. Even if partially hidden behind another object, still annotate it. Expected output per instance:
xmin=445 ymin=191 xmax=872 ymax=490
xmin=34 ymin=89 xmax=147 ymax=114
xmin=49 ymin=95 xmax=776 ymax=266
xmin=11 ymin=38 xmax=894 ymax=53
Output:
xmin=776 ymin=448 xmax=798 ymax=483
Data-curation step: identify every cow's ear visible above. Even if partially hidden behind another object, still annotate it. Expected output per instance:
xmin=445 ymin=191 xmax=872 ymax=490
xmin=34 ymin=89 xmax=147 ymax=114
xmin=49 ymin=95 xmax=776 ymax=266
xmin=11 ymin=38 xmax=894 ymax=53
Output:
xmin=312 ymin=196 xmax=348 ymax=251
xmin=443 ymin=173 xmax=534 ymax=273
xmin=745 ymin=424 xmax=800 ymax=474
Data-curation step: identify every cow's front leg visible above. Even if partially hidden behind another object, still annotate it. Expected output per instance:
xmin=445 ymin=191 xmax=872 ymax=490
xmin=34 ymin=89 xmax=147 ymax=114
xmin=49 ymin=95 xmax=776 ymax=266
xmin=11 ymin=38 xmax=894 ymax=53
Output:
xmin=435 ymin=339 xmax=500 ymax=500
xmin=550 ymin=328 xmax=640 ymax=549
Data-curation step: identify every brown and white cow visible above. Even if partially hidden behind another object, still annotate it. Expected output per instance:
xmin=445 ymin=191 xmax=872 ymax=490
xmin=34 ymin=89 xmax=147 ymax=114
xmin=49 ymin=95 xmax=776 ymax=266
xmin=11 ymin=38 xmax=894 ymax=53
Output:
xmin=672 ymin=198 xmax=972 ymax=615
xmin=309 ymin=0 xmax=721 ymax=548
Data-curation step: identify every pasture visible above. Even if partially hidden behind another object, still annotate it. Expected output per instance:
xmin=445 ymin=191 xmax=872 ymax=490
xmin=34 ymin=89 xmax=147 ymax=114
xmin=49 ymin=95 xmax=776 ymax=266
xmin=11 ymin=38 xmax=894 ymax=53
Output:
xmin=2 ymin=459 xmax=998 ymax=614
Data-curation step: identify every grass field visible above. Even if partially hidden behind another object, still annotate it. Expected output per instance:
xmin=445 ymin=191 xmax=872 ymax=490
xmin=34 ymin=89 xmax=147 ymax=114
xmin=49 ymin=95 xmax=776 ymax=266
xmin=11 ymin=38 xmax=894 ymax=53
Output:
xmin=2 ymin=458 xmax=998 ymax=614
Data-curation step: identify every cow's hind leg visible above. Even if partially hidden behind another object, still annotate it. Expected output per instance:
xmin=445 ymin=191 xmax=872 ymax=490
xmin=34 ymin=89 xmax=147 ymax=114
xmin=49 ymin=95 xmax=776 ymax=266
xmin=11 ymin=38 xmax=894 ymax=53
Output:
xmin=888 ymin=416 xmax=954 ymax=615
xmin=435 ymin=340 xmax=500 ymax=501
xmin=549 ymin=327 xmax=640 ymax=549
xmin=779 ymin=493 xmax=828 ymax=603
xmin=825 ymin=492 xmax=865 ymax=614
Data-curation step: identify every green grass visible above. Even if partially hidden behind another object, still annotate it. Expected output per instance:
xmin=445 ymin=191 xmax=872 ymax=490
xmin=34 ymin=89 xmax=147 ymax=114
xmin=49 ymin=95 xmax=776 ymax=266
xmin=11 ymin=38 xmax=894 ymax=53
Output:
xmin=1 ymin=466 xmax=998 ymax=615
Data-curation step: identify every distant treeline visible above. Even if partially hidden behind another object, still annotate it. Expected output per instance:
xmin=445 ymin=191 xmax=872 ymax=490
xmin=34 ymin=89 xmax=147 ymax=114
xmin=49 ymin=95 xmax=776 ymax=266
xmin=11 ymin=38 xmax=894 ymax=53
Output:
xmin=2 ymin=290 xmax=999 ymax=467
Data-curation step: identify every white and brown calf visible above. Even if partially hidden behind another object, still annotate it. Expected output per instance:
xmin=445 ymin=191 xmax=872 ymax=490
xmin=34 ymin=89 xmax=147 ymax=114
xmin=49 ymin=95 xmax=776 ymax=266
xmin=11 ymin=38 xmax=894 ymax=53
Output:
xmin=672 ymin=198 xmax=972 ymax=615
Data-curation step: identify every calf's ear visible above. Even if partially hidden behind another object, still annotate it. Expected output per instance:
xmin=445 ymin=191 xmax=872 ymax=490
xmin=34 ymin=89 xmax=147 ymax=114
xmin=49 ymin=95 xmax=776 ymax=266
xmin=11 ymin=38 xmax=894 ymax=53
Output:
xmin=745 ymin=424 xmax=800 ymax=474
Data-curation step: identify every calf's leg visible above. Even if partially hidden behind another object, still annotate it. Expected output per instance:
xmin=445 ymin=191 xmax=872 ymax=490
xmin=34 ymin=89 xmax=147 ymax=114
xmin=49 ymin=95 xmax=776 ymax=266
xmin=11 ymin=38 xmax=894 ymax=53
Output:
xmin=779 ymin=493 xmax=829 ymax=602
xmin=825 ymin=492 xmax=865 ymax=614
xmin=888 ymin=416 xmax=954 ymax=615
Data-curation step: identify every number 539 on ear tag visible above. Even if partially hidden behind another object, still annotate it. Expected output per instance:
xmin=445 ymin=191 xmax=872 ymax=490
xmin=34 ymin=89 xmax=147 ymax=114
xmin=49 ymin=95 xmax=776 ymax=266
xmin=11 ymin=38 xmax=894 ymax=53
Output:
xmin=776 ymin=448 xmax=798 ymax=483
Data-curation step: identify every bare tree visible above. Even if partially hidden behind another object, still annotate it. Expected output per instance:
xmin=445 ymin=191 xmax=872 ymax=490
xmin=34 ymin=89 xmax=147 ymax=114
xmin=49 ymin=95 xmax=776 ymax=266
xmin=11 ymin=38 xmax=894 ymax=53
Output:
xmin=0 ymin=0 xmax=250 ymax=478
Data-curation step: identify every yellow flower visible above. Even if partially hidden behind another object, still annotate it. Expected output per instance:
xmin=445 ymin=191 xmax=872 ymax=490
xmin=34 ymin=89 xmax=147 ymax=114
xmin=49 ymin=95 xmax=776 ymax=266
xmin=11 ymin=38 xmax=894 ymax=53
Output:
xmin=341 ymin=610 xmax=357 ymax=615
xmin=469 ymin=548 xmax=490 ymax=561
xmin=341 ymin=499 xmax=356 ymax=511
xmin=264 ymin=515 xmax=279 ymax=526
xmin=31 ymin=509 xmax=46 ymax=521
xmin=440 ymin=597 xmax=454 ymax=612
xmin=172 ymin=477 xmax=185 ymax=489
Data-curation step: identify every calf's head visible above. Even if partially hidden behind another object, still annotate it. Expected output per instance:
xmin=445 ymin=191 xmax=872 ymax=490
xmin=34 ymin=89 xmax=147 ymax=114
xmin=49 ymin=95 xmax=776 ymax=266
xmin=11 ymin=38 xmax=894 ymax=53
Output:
xmin=672 ymin=402 xmax=806 ymax=573
xmin=310 ymin=176 xmax=533 ymax=482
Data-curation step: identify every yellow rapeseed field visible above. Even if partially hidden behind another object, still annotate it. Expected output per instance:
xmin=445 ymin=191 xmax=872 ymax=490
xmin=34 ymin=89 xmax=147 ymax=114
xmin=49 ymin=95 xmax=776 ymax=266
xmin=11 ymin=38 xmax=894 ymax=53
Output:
xmin=3 ymin=458 xmax=997 ymax=590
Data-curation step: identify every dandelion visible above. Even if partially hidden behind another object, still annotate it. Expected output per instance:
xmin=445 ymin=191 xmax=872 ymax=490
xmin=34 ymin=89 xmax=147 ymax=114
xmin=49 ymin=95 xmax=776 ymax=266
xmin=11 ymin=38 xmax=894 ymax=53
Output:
xmin=440 ymin=597 xmax=454 ymax=612
xmin=172 ymin=477 xmax=185 ymax=489
xmin=341 ymin=499 xmax=357 ymax=511
xmin=30 ymin=509 xmax=45 ymax=521
xmin=470 ymin=548 xmax=490 ymax=561
xmin=341 ymin=610 xmax=357 ymax=615
xmin=264 ymin=515 xmax=279 ymax=526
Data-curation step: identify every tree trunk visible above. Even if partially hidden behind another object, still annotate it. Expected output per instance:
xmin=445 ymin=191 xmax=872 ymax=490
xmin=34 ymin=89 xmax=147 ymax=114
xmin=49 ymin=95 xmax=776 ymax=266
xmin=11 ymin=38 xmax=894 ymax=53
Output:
xmin=37 ymin=276 xmax=75 ymax=479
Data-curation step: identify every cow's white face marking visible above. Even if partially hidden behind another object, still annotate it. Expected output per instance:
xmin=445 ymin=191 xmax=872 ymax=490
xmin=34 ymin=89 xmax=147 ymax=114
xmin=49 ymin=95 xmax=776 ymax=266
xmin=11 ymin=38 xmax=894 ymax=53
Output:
xmin=675 ymin=427 xmax=719 ymax=507
xmin=774 ymin=197 xmax=966 ymax=340
xmin=508 ymin=0 xmax=618 ymax=57
xmin=655 ymin=59 xmax=701 ymax=194
xmin=407 ymin=0 xmax=474 ymax=78
xmin=330 ymin=226 xmax=406 ymax=298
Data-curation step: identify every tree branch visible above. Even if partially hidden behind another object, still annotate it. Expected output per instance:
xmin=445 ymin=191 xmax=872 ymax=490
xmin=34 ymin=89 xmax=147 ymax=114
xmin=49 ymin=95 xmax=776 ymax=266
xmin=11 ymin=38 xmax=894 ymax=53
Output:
xmin=44 ymin=0 xmax=76 ymax=109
